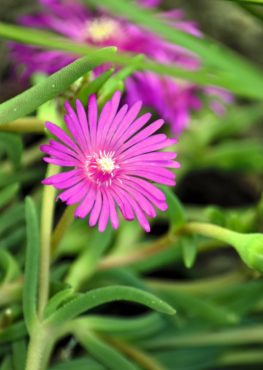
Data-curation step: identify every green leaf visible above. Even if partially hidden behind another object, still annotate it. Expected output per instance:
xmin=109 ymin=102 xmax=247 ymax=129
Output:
xmin=66 ymin=226 xmax=114 ymax=289
xmin=0 ymin=204 xmax=24 ymax=238
xmin=0 ymin=134 xmax=22 ymax=170
xmin=0 ymin=322 xmax=27 ymax=344
xmin=49 ymin=358 xmax=105 ymax=370
xmin=46 ymin=285 xmax=175 ymax=326
xmin=79 ymin=312 xmax=165 ymax=340
xmin=78 ymin=68 xmax=114 ymax=104
xmin=24 ymin=197 xmax=40 ymax=332
xmin=44 ymin=287 xmax=74 ymax=318
xmin=0 ymin=249 xmax=20 ymax=284
xmin=98 ymin=55 xmax=144 ymax=105
xmin=75 ymin=330 xmax=140 ymax=370
xmin=224 ymin=0 xmax=263 ymax=4
xmin=181 ymin=237 xmax=198 ymax=269
xmin=209 ymin=280 xmax=263 ymax=316
xmin=159 ymin=187 xmax=186 ymax=230
xmin=0 ymin=49 xmax=116 ymax=125
xmin=0 ymin=184 xmax=19 ymax=209
xmin=11 ymin=339 xmax=26 ymax=370
xmin=0 ymin=168 xmax=43 ymax=188
xmin=0 ymin=226 xmax=25 ymax=250
xmin=0 ymin=356 xmax=14 ymax=370
xmin=200 ymin=140 xmax=263 ymax=171
xmin=154 ymin=289 xmax=238 ymax=325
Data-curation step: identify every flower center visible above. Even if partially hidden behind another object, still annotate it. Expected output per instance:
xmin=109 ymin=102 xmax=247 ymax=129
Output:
xmin=85 ymin=151 xmax=119 ymax=186
xmin=86 ymin=18 xmax=119 ymax=43
xmin=96 ymin=156 xmax=115 ymax=173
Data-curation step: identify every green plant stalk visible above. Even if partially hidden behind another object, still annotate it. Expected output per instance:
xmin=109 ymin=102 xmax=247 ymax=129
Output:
xmin=219 ymin=349 xmax=263 ymax=366
xmin=39 ymin=164 xmax=60 ymax=318
xmin=147 ymin=270 xmax=245 ymax=296
xmin=0 ymin=48 xmax=116 ymax=125
xmin=180 ymin=222 xmax=263 ymax=272
xmin=0 ymin=118 xmax=44 ymax=133
xmin=1 ymin=140 xmax=46 ymax=172
xmin=106 ymin=336 xmax=166 ymax=370
xmin=25 ymin=321 xmax=71 ymax=370
xmin=98 ymin=233 xmax=174 ymax=270
xmin=180 ymin=222 xmax=238 ymax=245
xmin=66 ymin=227 xmax=114 ymax=290
xmin=142 ymin=324 xmax=263 ymax=349
xmin=51 ymin=205 xmax=76 ymax=256
xmin=224 ymin=0 xmax=263 ymax=4
xmin=25 ymin=324 xmax=53 ymax=370
xmin=0 ymin=280 xmax=22 ymax=307
xmin=25 ymin=319 xmax=73 ymax=370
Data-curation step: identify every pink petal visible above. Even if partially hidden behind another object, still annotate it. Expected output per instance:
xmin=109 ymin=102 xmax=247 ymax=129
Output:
xmin=42 ymin=169 xmax=79 ymax=185
xmin=89 ymin=189 xmax=102 ymax=227
xmin=45 ymin=122 xmax=80 ymax=153
xmin=98 ymin=191 xmax=110 ymax=232
xmin=87 ymin=94 xmax=98 ymax=147
xmin=74 ymin=185 xmax=96 ymax=218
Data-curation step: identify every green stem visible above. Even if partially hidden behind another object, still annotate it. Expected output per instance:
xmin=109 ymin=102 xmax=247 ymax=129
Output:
xmin=98 ymin=233 xmax=173 ymax=270
xmin=38 ymin=164 xmax=60 ymax=318
xmin=51 ymin=205 xmax=76 ymax=257
xmin=1 ymin=140 xmax=46 ymax=173
xmin=142 ymin=325 xmax=263 ymax=349
xmin=0 ymin=280 xmax=22 ymax=307
xmin=219 ymin=349 xmax=263 ymax=366
xmin=106 ymin=337 xmax=166 ymax=370
xmin=0 ymin=118 xmax=44 ymax=133
xmin=25 ymin=324 xmax=53 ymax=370
xmin=180 ymin=222 xmax=239 ymax=245
xmin=146 ymin=270 xmax=245 ymax=296
xmin=224 ymin=0 xmax=263 ymax=4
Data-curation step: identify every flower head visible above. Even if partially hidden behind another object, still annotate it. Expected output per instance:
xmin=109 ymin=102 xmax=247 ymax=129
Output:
xmin=12 ymin=0 xmax=232 ymax=136
xmin=41 ymin=92 xmax=179 ymax=232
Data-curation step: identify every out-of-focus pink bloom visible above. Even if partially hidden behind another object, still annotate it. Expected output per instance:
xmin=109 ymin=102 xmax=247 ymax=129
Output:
xmin=11 ymin=0 xmax=232 ymax=135
xmin=203 ymin=86 xmax=234 ymax=115
xmin=41 ymin=92 xmax=179 ymax=232
xmin=139 ymin=0 xmax=161 ymax=7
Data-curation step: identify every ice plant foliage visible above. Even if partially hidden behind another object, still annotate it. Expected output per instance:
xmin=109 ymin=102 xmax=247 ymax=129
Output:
xmin=41 ymin=92 xmax=179 ymax=232
xmin=11 ymin=0 xmax=232 ymax=136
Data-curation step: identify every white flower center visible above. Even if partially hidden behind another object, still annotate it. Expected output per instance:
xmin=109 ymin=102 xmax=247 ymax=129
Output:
xmin=85 ymin=151 xmax=119 ymax=186
xmin=86 ymin=18 xmax=119 ymax=43
xmin=96 ymin=156 xmax=115 ymax=174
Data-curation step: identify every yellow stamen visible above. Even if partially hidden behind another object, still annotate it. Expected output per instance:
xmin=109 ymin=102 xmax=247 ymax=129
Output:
xmin=87 ymin=18 xmax=119 ymax=43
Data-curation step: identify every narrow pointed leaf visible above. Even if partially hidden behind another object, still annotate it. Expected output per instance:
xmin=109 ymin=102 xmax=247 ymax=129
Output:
xmin=0 ymin=249 xmax=20 ymax=284
xmin=78 ymin=68 xmax=114 ymax=104
xmin=0 ymin=49 xmax=116 ymax=125
xmin=181 ymin=237 xmax=198 ymax=269
xmin=24 ymin=197 xmax=40 ymax=331
xmin=47 ymin=286 xmax=175 ymax=325
xmin=0 ymin=134 xmax=22 ymax=170
xmin=160 ymin=187 xmax=186 ymax=229
xmin=0 ymin=183 xmax=19 ymax=209
xmin=49 ymin=358 xmax=104 ymax=370
xmin=76 ymin=330 xmax=140 ymax=370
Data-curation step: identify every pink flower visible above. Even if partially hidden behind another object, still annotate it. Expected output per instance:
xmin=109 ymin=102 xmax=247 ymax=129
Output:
xmin=41 ymin=92 xmax=180 ymax=232
xmin=11 ymin=0 xmax=232 ymax=136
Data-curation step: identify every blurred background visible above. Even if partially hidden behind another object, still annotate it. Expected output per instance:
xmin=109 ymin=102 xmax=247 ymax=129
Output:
xmin=0 ymin=1 xmax=263 ymax=370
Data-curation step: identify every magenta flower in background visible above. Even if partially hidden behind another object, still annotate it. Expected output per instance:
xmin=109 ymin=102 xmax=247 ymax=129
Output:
xmin=11 ymin=0 xmax=232 ymax=135
xmin=41 ymin=92 xmax=179 ymax=232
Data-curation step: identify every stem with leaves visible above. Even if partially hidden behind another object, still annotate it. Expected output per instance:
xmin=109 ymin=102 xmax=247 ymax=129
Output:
xmin=38 ymin=164 xmax=60 ymax=318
